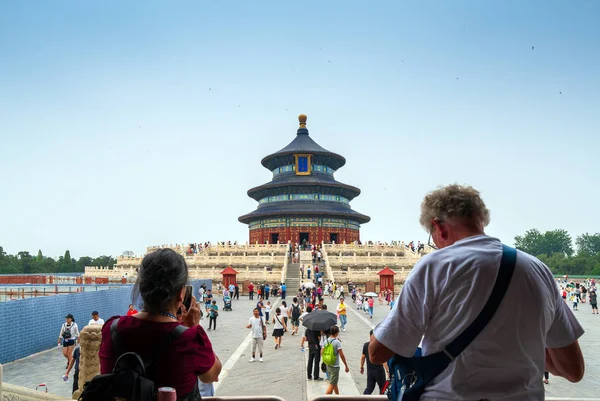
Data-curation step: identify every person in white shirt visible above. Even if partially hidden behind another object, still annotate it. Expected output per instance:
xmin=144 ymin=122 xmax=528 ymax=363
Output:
xmin=246 ymin=308 xmax=265 ymax=362
xmin=279 ymin=301 xmax=290 ymax=326
xmin=88 ymin=311 xmax=104 ymax=326
xmin=370 ymin=184 xmax=585 ymax=400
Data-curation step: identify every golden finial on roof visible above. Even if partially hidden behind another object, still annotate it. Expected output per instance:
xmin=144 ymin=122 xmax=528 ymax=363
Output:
xmin=298 ymin=114 xmax=307 ymax=128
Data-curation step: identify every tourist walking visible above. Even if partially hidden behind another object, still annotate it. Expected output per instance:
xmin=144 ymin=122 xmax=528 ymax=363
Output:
xmin=204 ymin=289 xmax=213 ymax=314
xmin=281 ymin=283 xmax=287 ymax=299
xmin=256 ymin=297 xmax=265 ymax=318
xmin=234 ymin=283 xmax=240 ymax=300
xmin=248 ymin=282 xmax=255 ymax=300
xmin=304 ymin=324 xmax=323 ymax=381
xmin=280 ymin=300 xmax=289 ymax=326
xmin=272 ymin=307 xmax=287 ymax=349
xmin=290 ymin=298 xmax=301 ymax=335
xmin=322 ymin=326 xmax=349 ymax=394
xmin=98 ymin=248 xmax=221 ymax=398
xmin=265 ymin=301 xmax=271 ymax=323
xmin=208 ymin=300 xmax=219 ymax=330
xmin=338 ymin=284 xmax=345 ymax=299
xmin=62 ymin=344 xmax=80 ymax=394
xmin=367 ymin=297 xmax=375 ymax=319
xmin=369 ymin=184 xmax=584 ymax=399
xmin=336 ymin=298 xmax=347 ymax=331
xmin=360 ymin=330 xmax=388 ymax=394
xmin=247 ymin=308 xmax=266 ymax=362
xmin=590 ymin=290 xmax=598 ymax=314
xmin=88 ymin=311 xmax=104 ymax=326
xmin=265 ymin=283 xmax=270 ymax=300
xmin=58 ymin=314 xmax=79 ymax=368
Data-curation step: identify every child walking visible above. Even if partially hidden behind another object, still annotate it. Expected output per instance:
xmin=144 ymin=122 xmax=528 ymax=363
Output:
xmin=272 ymin=307 xmax=287 ymax=349
xmin=265 ymin=301 xmax=271 ymax=323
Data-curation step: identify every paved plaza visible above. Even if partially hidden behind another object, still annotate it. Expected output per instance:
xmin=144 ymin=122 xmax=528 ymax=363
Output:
xmin=2 ymin=293 xmax=599 ymax=400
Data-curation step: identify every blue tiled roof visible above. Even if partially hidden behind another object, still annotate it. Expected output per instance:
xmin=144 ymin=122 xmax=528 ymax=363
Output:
xmin=247 ymin=174 xmax=361 ymax=201
xmin=261 ymin=128 xmax=346 ymax=170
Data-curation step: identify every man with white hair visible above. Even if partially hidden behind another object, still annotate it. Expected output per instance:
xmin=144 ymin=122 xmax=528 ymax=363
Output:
xmin=370 ymin=184 xmax=584 ymax=400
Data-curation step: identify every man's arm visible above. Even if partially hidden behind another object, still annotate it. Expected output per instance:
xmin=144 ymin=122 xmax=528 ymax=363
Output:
xmin=546 ymin=340 xmax=585 ymax=382
xmin=359 ymin=353 xmax=366 ymax=374
xmin=338 ymin=348 xmax=350 ymax=373
xmin=369 ymin=335 xmax=394 ymax=365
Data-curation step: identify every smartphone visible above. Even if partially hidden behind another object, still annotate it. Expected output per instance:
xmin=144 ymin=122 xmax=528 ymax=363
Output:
xmin=183 ymin=285 xmax=193 ymax=310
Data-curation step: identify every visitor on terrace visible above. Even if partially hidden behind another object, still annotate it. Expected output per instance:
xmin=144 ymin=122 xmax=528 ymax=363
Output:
xmin=370 ymin=184 xmax=585 ymax=399
xmin=99 ymin=248 xmax=221 ymax=399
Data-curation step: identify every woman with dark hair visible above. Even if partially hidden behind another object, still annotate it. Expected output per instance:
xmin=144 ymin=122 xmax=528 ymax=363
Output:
xmin=99 ymin=248 xmax=221 ymax=400
xmin=58 ymin=314 xmax=79 ymax=368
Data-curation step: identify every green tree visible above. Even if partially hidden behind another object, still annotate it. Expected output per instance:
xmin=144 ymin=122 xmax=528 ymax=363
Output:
xmin=0 ymin=246 xmax=6 ymax=271
xmin=514 ymin=229 xmax=573 ymax=257
xmin=90 ymin=255 xmax=117 ymax=268
xmin=59 ymin=250 xmax=75 ymax=272
xmin=75 ymin=256 xmax=93 ymax=272
xmin=17 ymin=251 xmax=33 ymax=274
xmin=514 ymin=229 xmax=544 ymax=255
xmin=576 ymin=233 xmax=600 ymax=256
xmin=37 ymin=249 xmax=43 ymax=261
xmin=543 ymin=229 xmax=574 ymax=257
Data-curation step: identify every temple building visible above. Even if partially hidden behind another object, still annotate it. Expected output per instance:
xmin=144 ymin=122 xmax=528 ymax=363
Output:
xmin=239 ymin=114 xmax=370 ymax=245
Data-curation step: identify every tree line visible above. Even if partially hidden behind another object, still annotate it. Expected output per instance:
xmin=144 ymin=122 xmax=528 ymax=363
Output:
xmin=0 ymin=246 xmax=117 ymax=275
xmin=514 ymin=229 xmax=600 ymax=276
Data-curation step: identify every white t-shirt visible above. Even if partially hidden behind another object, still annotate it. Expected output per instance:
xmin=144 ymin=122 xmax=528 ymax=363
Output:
xmin=273 ymin=314 xmax=284 ymax=329
xmin=248 ymin=316 xmax=264 ymax=339
xmin=374 ymin=235 xmax=584 ymax=401
xmin=88 ymin=318 xmax=105 ymax=326
xmin=279 ymin=306 xmax=289 ymax=318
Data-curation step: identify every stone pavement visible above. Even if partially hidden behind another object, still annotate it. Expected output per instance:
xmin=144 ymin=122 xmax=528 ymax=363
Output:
xmin=2 ymin=292 xmax=599 ymax=400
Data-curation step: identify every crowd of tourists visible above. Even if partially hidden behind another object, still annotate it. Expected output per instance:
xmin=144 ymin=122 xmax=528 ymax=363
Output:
xmin=557 ymin=277 xmax=598 ymax=314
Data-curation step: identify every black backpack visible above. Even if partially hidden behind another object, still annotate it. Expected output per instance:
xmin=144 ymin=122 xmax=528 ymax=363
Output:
xmin=79 ymin=318 xmax=192 ymax=401
xmin=63 ymin=324 xmax=72 ymax=339
xmin=291 ymin=304 xmax=301 ymax=319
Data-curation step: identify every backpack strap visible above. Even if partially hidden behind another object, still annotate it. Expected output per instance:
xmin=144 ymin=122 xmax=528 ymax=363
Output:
xmin=110 ymin=318 xmax=122 ymax=354
xmin=443 ymin=245 xmax=517 ymax=359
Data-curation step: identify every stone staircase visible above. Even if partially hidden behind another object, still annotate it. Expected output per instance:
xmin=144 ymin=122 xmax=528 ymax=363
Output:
xmin=285 ymin=259 xmax=301 ymax=293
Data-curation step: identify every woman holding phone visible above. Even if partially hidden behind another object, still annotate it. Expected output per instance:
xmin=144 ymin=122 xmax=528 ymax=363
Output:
xmin=99 ymin=248 xmax=221 ymax=400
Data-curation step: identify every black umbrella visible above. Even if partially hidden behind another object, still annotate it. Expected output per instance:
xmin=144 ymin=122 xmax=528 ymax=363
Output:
xmin=302 ymin=310 xmax=337 ymax=331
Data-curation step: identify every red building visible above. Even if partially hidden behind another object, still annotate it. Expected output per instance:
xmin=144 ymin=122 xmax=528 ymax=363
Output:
xmin=239 ymin=115 xmax=370 ymax=244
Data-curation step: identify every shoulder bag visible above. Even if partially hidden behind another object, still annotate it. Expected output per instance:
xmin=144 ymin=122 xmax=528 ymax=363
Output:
xmin=260 ymin=316 xmax=267 ymax=340
xmin=386 ymin=245 xmax=517 ymax=401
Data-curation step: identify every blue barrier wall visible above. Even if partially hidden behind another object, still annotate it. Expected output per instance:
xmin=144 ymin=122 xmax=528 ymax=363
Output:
xmin=0 ymin=279 xmax=212 ymax=364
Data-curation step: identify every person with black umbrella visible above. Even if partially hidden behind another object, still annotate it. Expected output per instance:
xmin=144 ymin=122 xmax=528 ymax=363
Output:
xmin=301 ymin=306 xmax=324 ymax=381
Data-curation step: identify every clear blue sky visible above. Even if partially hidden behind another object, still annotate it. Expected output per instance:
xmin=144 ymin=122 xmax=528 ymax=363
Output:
xmin=1 ymin=1 xmax=598 ymax=258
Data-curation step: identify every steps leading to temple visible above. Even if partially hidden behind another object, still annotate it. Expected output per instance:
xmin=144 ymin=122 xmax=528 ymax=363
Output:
xmin=285 ymin=261 xmax=301 ymax=293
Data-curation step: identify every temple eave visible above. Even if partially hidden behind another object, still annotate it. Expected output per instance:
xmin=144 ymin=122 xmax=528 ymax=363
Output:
xmin=238 ymin=209 xmax=371 ymax=225
xmin=247 ymin=181 xmax=361 ymax=201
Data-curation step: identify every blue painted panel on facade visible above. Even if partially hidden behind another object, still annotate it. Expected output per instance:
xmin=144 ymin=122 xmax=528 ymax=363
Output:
xmin=0 ymin=279 xmax=211 ymax=364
